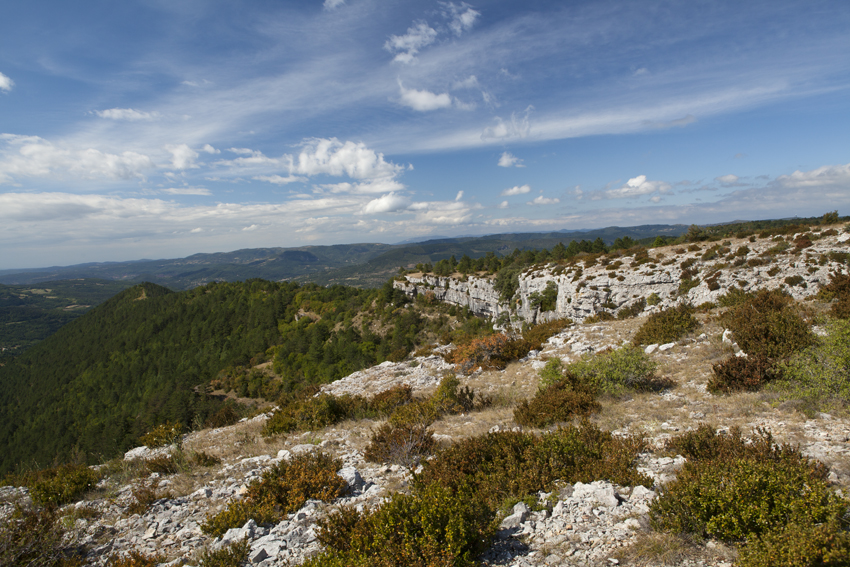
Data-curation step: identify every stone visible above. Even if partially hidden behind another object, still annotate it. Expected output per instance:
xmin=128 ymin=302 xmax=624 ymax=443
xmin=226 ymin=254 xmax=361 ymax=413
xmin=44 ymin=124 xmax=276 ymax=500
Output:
xmin=572 ymin=482 xmax=619 ymax=508
xmin=337 ymin=467 xmax=364 ymax=491
xmin=644 ymin=344 xmax=659 ymax=354
xmin=658 ymin=342 xmax=675 ymax=352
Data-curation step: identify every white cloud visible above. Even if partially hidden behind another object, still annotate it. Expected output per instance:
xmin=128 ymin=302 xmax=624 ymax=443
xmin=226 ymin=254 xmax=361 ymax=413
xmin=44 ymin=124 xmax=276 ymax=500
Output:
xmin=716 ymin=174 xmax=739 ymax=184
xmin=190 ymin=227 xmax=204 ymax=233
xmin=292 ymin=138 xmax=404 ymax=180
xmin=398 ymin=82 xmax=453 ymax=111
xmin=455 ymin=190 xmax=464 ymax=201
xmin=161 ymin=187 xmax=211 ymax=195
xmin=253 ymin=174 xmax=306 ymax=185
xmin=407 ymin=197 xmax=477 ymax=224
xmin=527 ymin=195 xmax=560 ymax=205
xmin=166 ymin=144 xmax=199 ymax=169
xmin=498 ymin=200 xmax=508 ymax=209
xmin=498 ymin=152 xmax=524 ymax=168
xmin=201 ymin=144 xmax=220 ymax=154
xmin=323 ymin=0 xmax=345 ymax=10
xmin=361 ymin=192 xmax=411 ymax=214
xmin=773 ymin=163 xmax=850 ymax=189
xmin=242 ymin=224 xmax=259 ymax=231
xmin=94 ymin=108 xmax=161 ymax=121
xmin=0 ymin=134 xmax=154 ymax=183
xmin=0 ymin=72 xmax=13 ymax=93
xmin=633 ymin=67 xmax=649 ymax=76
xmin=501 ymin=184 xmax=531 ymax=196
xmin=481 ymin=107 xmax=533 ymax=140
xmin=442 ymin=2 xmax=480 ymax=36
xmin=453 ymin=75 xmax=479 ymax=90
xmin=384 ymin=21 xmax=437 ymax=64
xmin=605 ymin=175 xmax=672 ymax=199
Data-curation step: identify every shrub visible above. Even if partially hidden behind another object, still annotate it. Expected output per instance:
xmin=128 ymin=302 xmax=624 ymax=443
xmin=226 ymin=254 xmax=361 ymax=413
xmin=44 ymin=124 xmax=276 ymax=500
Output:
xmin=721 ymin=289 xmax=813 ymax=359
xmin=632 ymin=304 xmax=699 ymax=345
xmin=139 ymin=421 xmax=182 ymax=449
xmin=678 ymin=278 xmax=700 ymax=295
xmin=738 ymin=519 xmax=850 ymax=567
xmin=307 ymin=483 xmax=493 ymax=567
xmin=514 ymin=374 xmax=600 ymax=427
xmin=368 ymin=384 xmax=415 ymax=415
xmin=708 ymin=355 xmax=775 ymax=394
xmin=646 ymin=292 xmax=661 ymax=306
xmin=27 ymin=463 xmax=100 ymax=507
xmin=263 ymin=393 xmax=353 ymax=436
xmin=584 ymin=311 xmax=615 ymax=323
xmin=617 ymin=298 xmax=647 ymax=320
xmin=649 ymin=457 xmax=846 ymax=543
xmin=196 ymin=539 xmax=250 ymax=567
xmin=769 ymin=318 xmax=850 ymax=412
xmin=144 ymin=454 xmax=181 ymax=475
xmin=204 ymin=404 xmax=241 ymax=429
xmin=127 ymin=479 xmax=160 ymax=516
xmin=364 ymin=422 xmax=436 ymax=467
xmin=785 ymin=275 xmax=805 ymax=287
xmin=202 ymin=452 xmax=347 ymax=537
xmin=0 ymin=505 xmax=84 ymax=567
xmin=557 ymin=345 xmax=659 ymax=396
xmin=717 ymin=287 xmax=751 ymax=308
xmin=416 ymin=424 xmax=650 ymax=513
xmin=818 ymin=273 xmax=850 ymax=319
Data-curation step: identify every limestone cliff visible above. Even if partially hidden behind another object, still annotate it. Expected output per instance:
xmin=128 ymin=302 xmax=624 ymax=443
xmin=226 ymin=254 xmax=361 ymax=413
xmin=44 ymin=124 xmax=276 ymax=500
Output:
xmin=395 ymin=230 xmax=850 ymax=324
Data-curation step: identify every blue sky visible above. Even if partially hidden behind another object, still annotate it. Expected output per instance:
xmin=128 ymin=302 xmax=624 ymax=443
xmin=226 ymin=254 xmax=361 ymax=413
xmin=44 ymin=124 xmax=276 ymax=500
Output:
xmin=1 ymin=0 xmax=849 ymax=269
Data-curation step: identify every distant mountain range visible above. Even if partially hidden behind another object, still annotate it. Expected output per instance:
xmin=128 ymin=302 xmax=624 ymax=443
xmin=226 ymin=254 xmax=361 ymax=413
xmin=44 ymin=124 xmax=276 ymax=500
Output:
xmin=0 ymin=224 xmax=689 ymax=290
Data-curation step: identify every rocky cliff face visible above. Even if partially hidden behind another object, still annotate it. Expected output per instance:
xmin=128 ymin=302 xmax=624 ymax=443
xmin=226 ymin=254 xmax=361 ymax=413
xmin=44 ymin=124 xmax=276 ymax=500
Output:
xmin=396 ymin=230 xmax=850 ymax=324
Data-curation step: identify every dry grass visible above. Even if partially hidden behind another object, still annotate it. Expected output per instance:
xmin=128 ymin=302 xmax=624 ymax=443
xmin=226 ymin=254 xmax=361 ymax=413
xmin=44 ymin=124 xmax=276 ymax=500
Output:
xmin=614 ymin=532 xmax=736 ymax=566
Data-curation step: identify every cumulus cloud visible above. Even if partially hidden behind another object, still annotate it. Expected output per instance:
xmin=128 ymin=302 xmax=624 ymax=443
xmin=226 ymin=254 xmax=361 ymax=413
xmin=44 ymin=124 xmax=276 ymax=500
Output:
xmin=407 ymin=197 xmax=476 ymax=224
xmin=323 ymin=0 xmax=345 ymax=9
xmin=498 ymin=200 xmax=508 ymax=209
xmin=498 ymin=152 xmax=524 ymax=168
xmin=361 ymin=192 xmax=411 ymax=214
xmin=0 ymin=72 xmax=13 ymax=92
xmin=715 ymin=174 xmax=744 ymax=186
xmin=292 ymin=138 xmax=404 ymax=180
xmin=0 ymin=134 xmax=154 ymax=183
xmin=161 ymin=187 xmax=211 ymax=195
xmin=94 ymin=108 xmax=161 ymax=121
xmin=527 ymin=195 xmax=560 ymax=205
xmin=605 ymin=175 xmax=672 ymax=199
xmin=773 ymin=163 xmax=850 ymax=189
xmin=201 ymin=144 xmax=220 ymax=154
xmin=398 ymin=82 xmax=453 ymax=111
xmin=501 ymin=184 xmax=531 ymax=196
xmin=166 ymin=144 xmax=199 ymax=169
xmin=384 ymin=21 xmax=437 ymax=64
xmin=441 ymin=2 xmax=480 ymax=36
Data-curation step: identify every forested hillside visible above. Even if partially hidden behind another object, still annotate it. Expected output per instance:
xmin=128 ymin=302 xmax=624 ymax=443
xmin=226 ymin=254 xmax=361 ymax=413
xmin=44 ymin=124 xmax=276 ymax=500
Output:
xmin=0 ymin=278 xmax=464 ymax=475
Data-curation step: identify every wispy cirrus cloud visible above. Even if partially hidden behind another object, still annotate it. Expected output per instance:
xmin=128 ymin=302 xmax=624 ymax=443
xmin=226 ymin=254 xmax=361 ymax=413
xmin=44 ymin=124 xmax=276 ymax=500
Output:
xmin=94 ymin=108 xmax=161 ymax=121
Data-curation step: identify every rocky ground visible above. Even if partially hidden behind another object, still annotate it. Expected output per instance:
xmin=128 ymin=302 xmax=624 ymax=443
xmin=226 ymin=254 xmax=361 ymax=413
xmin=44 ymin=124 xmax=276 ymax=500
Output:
xmin=3 ymin=230 xmax=850 ymax=566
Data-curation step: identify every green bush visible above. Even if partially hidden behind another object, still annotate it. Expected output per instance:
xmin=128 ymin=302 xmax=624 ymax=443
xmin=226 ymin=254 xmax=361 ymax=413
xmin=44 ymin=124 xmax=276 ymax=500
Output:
xmin=717 ymin=287 xmax=751 ymax=308
xmin=0 ymin=505 xmax=84 ymax=567
xmin=306 ymin=482 xmax=493 ymax=567
xmin=617 ymin=298 xmax=647 ymax=319
xmin=139 ymin=421 xmax=182 ymax=449
xmin=708 ymin=355 xmax=776 ymax=394
xmin=196 ymin=539 xmax=250 ymax=567
xmin=653 ymin=426 xmax=845 ymax=546
xmin=263 ymin=394 xmax=353 ymax=436
xmin=769 ymin=318 xmax=850 ymax=412
xmin=556 ymin=345 xmax=659 ymax=396
xmin=646 ymin=292 xmax=661 ymax=306
xmin=514 ymin=373 xmax=600 ymax=427
xmin=738 ymin=519 xmax=850 ymax=567
xmin=202 ymin=452 xmax=347 ymax=537
xmin=204 ymin=405 xmax=241 ymax=429
xmin=106 ymin=550 xmax=166 ymax=567
xmin=416 ymin=424 xmax=650 ymax=513
xmin=721 ymin=289 xmax=812 ymax=359
xmin=27 ymin=463 xmax=100 ymax=507
xmin=632 ymin=304 xmax=700 ymax=345
xmin=649 ymin=457 xmax=846 ymax=543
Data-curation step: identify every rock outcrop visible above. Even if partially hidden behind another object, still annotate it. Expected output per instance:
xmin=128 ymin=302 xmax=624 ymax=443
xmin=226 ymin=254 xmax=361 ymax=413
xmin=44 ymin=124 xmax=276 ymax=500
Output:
xmin=395 ymin=231 xmax=850 ymax=324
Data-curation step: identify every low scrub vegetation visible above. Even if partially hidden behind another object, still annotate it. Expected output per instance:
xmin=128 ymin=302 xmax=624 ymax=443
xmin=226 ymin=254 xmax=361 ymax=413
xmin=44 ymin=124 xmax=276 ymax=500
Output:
xmin=553 ymin=346 xmax=660 ymax=396
xmin=201 ymin=452 xmax=347 ymax=538
xmin=632 ymin=304 xmax=699 ymax=345
xmin=708 ymin=354 xmax=775 ymax=394
xmin=514 ymin=372 xmax=600 ymax=427
xmin=769 ymin=318 xmax=850 ymax=414
xmin=652 ymin=425 xmax=849 ymax=566
xmin=9 ymin=463 xmax=100 ymax=507
xmin=0 ymin=505 xmax=85 ymax=567
xmin=721 ymin=289 xmax=812 ymax=359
